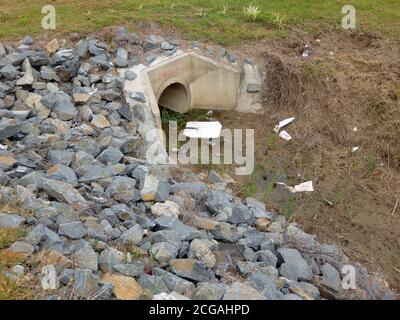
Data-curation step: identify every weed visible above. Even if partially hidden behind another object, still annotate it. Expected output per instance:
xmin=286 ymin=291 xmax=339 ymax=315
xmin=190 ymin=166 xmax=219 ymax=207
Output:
xmin=243 ymin=4 xmax=261 ymax=22
xmin=266 ymin=133 xmax=277 ymax=150
xmin=366 ymin=154 xmax=378 ymax=174
xmin=271 ymin=12 xmax=286 ymax=30
xmin=217 ymin=4 xmax=228 ymax=16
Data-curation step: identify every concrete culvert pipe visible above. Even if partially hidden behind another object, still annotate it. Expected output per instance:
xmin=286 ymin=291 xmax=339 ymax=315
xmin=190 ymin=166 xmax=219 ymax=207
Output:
xmin=158 ymin=82 xmax=189 ymax=113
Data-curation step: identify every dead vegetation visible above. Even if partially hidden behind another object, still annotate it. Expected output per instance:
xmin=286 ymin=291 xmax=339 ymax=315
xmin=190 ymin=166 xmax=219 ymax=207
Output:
xmin=213 ymin=30 xmax=400 ymax=291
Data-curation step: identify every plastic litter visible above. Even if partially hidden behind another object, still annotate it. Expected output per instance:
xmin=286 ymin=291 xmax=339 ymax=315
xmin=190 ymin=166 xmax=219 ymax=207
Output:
xmin=277 ymin=181 xmax=314 ymax=193
xmin=352 ymin=146 xmax=360 ymax=153
xmin=279 ymin=130 xmax=292 ymax=141
xmin=274 ymin=117 xmax=295 ymax=133
xmin=183 ymin=121 xmax=222 ymax=139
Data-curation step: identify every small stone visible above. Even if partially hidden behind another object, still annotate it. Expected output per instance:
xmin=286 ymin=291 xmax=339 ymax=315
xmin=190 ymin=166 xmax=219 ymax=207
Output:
xmin=223 ymin=282 xmax=265 ymax=300
xmin=150 ymin=242 xmax=179 ymax=265
xmin=125 ymin=70 xmax=137 ymax=81
xmin=189 ymin=239 xmax=216 ymax=269
xmin=16 ymin=58 xmax=34 ymax=86
xmin=113 ymin=263 xmax=145 ymax=277
xmin=45 ymin=39 xmax=59 ymax=55
xmin=101 ymin=274 xmax=148 ymax=300
xmin=140 ymin=174 xmax=170 ymax=202
xmin=73 ymin=93 xmax=90 ymax=104
xmin=0 ymin=64 xmax=19 ymax=80
xmin=41 ymin=178 xmax=86 ymax=205
xmin=0 ymin=212 xmax=25 ymax=228
xmin=74 ymin=269 xmax=97 ymax=298
xmin=193 ymin=282 xmax=227 ymax=300
xmin=155 ymin=217 xmax=202 ymax=241
xmin=119 ymin=224 xmax=144 ymax=246
xmin=91 ymin=114 xmax=110 ymax=129
xmin=153 ymin=268 xmax=195 ymax=295
xmin=320 ymin=263 xmax=342 ymax=293
xmin=7 ymin=241 xmax=34 ymax=258
xmin=160 ymin=41 xmax=175 ymax=51
xmin=0 ymin=119 xmax=21 ymax=140
xmin=278 ymin=248 xmax=313 ymax=282
xmin=22 ymin=35 xmax=33 ymax=45
xmin=0 ymin=156 xmax=17 ymax=170
xmin=138 ymin=274 xmax=169 ymax=295
xmin=151 ymin=200 xmax=179 ymax=218
xmin=72 ymin=242 xmax=98 ymax=271
xmin=208 ymin=170 xmax=223 ymax=183
xmin=169 ymin=259 xmax=214 ymax=282
xmin=46 ymin=164 xmax=78 ymax=187
xmin=106 ymin=176 xmax=138 ymax=202
xmin=130 ymin=91 xmax=146 ymax=103
xmin=99 ymin=248 xmax=125 ymax=273
xmin=58 ymin=222 xmax=87 ymax=240
xmin=97 ymin=146 xmax=123 ymax=164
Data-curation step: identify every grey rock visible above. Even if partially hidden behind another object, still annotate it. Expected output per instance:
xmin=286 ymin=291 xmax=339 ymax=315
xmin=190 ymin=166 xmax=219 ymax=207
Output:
xmin=254 ymin=250 xmax=278 ymax=267
xmin=193 ymin=282 xmax=227 ymax=300
xmin=153 ymin=268 xmax=195 ymax=295
xmin=281 ymin=293 xmax=303 ymax=300
xmin=0 ymin=119 xmax=21 ymax=140
xmin=138 ymin=274 xmax=169 ymax=295
xmin=150 ymin=242 xmax=179 ymax=265
xmin=40 ymin=66 xmax=60 ymax=81
xmin=22 ymin=35 xmax=33 ymax=45
xmin=72 ymin=241 xmax=98 ymax=271
xmin=74 ymin=269 xmax=98 ymax=298
xmin=248 ymin=271 xmax=280 ymax=300
xmin=16 ymin=58 xmax=34 ymax=86
xmin=119 ymin=224 xmax=144 ymax=246
xmin=296 ymin=281 xmax=320 ymax=300
xmin=25 ymin=224 xmax=61 ymax=247
xmin=48 ymin=149 xmax=74 ymax=166
xmin=223 ymin=282 xmax=265 ymax=300
xmin=58 ymin=222 xmax=87 ymax=240
xmin=284 ymin=223 xmax=318 ymax=250
xmin=160 ymin=41 xmax=175 ymax=51
xmin=0 ymin=212 xmax=25 ymax=228
xmin=41 ymin=92 xmax=77 ymax=120
xmin=278 ymin=248 xmax=313 ymax=282
xmin=59 ymin=269 xmax=75 ymax=285
xmin=0 ymin=42 xmax=5 ymax=58
xmin=113 ymin=262 xmax=144 ymax=277
xmin=155 ymin=217 xmax=202 ymax=241
xmin=97 ymin=146 xmax=123 ymax=164
xmin=124 ymin=70 xmax=137 ymax=81
xmin=130 ymin=91 xmax=146 ymax=103
xmin=8 ymin=241 xmax=34 ymax=257
xmin=99 ymin=248 xmax=125 ymax=273
xmin=42 ymin=178 xmax=86 ymax=205
xmin=0 ymin=64 xmax=20 ymax=79
xmin=106 ymin=176 xmax=138 ymax=202
xmin=46 ymin=164 xmax=78 ymax=187
xmin=150 ymin=230 xmax=182 ymax=249
xmin=320 ymin=263 xmax=342 ymax=292
xmin=169 ymin=259 xmax=214 ymax=282
xmin=208 ymin=170 xmax=223 ymax=183
xmin=188 ymin=239 xmax=216 ymax=269
xmin=204 ymin=191 xmax=235 ymax=214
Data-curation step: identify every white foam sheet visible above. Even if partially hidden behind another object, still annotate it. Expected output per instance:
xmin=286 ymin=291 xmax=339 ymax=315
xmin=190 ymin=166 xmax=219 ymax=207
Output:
xmin=183 ymin=121 xmax=222 ymax=139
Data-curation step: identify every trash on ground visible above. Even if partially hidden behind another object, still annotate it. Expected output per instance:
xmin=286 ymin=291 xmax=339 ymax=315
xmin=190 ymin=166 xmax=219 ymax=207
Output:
xmin=0 ymin=144 xmax=7 ymax=150
xmin=183 ymin=121 xmax=222 ymax=139
xmin=273 ymin=117 xmax=295 ymax=133
xmin=279 ymin=130 xmax=292 ymax=141
xmin=277 ymin=181 xmax=314 ymax=193
xmin=352 ymin=146 xmax=360 ymax=153
xmin=302 ymin=45 xmax=311 ymax=57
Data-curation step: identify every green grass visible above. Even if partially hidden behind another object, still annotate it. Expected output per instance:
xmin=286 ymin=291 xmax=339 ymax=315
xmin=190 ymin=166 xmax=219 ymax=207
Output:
xmin=0 ymin=1 xmax=399 ymax=45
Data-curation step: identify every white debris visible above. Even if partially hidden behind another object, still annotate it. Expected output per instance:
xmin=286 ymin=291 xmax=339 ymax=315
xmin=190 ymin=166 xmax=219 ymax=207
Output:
xmin=352 ymin=146 xmax=360 ymax=153
xmin=153 ymin=292 xmax=190 ymax=300
xmin=274 ymin=117 xmax=295 ymax=133
xmin=279 ymin=130 xmax=292 ymax=141
xmin=353 ymin=127 xmax=358 ymax=132
xmin=277 ymin=181 xmax=314 ymax=193
xmin=183 ymin=121 xmax=222 ymax=139
xmin=0 ymin=144 xmax=7 ymax=150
